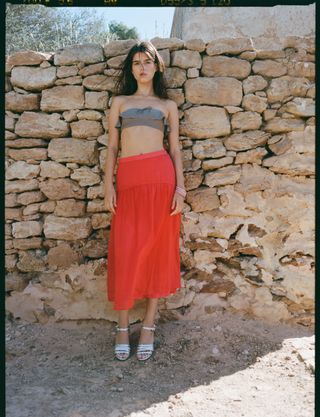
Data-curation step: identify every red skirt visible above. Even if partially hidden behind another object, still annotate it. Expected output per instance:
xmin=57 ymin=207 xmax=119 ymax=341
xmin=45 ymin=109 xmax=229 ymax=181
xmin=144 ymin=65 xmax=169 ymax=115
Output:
xmin=107 ymin=149 xmax=181 ymax=310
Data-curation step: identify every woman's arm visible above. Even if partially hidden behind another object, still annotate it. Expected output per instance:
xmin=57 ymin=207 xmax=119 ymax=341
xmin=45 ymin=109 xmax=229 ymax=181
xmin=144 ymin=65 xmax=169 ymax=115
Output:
xmin=167 ymin=99 xmax=185 ymax=190
xmin=104 ymin=95 xmax=122 ymax=190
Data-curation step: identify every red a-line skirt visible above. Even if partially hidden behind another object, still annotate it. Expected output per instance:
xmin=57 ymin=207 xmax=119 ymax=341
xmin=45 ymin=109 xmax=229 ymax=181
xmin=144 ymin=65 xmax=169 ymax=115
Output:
xmin=107 ymin=149 xmax=181 ymax=310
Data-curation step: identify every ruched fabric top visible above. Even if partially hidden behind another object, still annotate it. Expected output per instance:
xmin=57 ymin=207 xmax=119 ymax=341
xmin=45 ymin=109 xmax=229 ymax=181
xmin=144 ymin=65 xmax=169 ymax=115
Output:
xmin=115 ymin=107 xmax=170 ymax=136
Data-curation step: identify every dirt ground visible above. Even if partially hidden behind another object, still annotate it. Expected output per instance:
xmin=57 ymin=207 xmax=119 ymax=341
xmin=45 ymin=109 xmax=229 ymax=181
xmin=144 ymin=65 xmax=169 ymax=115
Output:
xmin=6 ymin=309 xmax=314 ymax=417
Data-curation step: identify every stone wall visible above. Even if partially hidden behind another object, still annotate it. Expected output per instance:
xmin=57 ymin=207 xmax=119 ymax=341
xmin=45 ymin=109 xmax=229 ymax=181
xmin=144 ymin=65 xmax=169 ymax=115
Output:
xmin=5 ymin=37 xmax=315 ymax=328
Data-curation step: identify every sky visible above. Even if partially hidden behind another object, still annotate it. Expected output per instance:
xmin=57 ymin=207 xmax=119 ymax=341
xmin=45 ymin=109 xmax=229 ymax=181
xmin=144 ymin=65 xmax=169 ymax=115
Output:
xmin=73 ymin=7 xmax=176 ymax=40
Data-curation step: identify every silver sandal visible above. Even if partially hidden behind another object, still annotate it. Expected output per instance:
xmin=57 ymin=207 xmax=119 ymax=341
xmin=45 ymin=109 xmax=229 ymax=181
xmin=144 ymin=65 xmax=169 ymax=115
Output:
xmin=137 ymin=324 xmax=156 ymax=361
xmin=114 ymin=325 xmax=131 ymax=361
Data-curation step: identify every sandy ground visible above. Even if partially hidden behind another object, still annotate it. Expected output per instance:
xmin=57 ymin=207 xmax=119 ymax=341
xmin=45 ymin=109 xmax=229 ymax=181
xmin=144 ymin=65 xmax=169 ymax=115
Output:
xmin=6 ymin=309 xmax=314 ymax=417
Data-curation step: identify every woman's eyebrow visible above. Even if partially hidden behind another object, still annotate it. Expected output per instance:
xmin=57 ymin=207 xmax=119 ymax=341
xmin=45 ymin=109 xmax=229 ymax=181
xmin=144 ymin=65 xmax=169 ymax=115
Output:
xmin=132 ymin=58 xmax=152 ymax=63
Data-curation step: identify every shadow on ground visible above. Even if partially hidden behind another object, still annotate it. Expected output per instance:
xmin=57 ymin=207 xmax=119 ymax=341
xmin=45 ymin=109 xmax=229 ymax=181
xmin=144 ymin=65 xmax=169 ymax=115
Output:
xmin=6 ymin=309 xmax=314 ymax=417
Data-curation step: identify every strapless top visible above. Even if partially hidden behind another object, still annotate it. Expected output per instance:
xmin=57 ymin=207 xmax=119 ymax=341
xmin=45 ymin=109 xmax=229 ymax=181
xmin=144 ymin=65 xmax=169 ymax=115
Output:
xmin=115 ymin=107 xmax=170 ymax=136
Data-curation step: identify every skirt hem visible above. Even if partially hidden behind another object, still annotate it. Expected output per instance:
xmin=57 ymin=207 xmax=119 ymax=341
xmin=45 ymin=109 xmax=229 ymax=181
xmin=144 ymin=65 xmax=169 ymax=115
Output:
xmin=107 ymin=286 xmax=181 ymax=311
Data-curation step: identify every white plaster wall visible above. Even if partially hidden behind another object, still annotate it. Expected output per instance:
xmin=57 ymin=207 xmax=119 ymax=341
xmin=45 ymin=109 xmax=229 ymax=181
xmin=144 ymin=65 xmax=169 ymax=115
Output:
xmin=171 ymin=5 xmax=315 ymax=42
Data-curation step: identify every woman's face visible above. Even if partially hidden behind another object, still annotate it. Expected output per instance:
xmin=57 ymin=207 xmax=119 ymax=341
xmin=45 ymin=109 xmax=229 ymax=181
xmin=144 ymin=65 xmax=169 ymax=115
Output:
xmin=131 ymin=51 xmax=157 ymax=83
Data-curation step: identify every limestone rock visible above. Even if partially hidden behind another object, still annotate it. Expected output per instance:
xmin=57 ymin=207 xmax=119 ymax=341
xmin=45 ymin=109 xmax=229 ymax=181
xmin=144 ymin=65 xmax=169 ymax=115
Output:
xmin=83 ymin=75 xmax=115 ymax=91
xmin=252 ymin=60 xmax=287 ymax=77
xmin=13 ymin=237 xmax=42 ymax=250
xmin=204 ymin=165 xmax=241 ymax=187
xmin=48 ymin=138 xmax=99 ymax=165
xmin=5 ymin=194 xmax=19 ymax=208
xmin=231 ymin=111 xmax=262 ymax=131
xmin=287 ymin=126 xmax=315 ymax=154
xmin=40 ymin=161 xmax=70 ymax=178
xmin=5 ymin=208 xmax=23 ymax=221
xmin=7 ymin=148 xmax=47 ymax=161
xmin=55 ymin=76 xmax=82 ymax=86
xmin=281 ymin=97 xmax=315 ymax=117
xmin=164 ymin=67 xmax=186 ymax=88
xmin=87 ymin=184 xmax=104 ymax=199
xmin=192 ymin=138 xmax=226 ymax=160
xmin=262 ymin=153 xmax=314 ymax=176
xmin=39 ymin=178 xmax=86 ymax=200
xmin=41 ymin=85 xmax=85 ymax=111
xmin=54 ymin=199 xmax=86 ymax=217
xmin=62 ymin=109 xmax=79 ymax=122
xmin=78 ymin=62 xmax=106 ymax=76
xmin=106 ymin=54 xmax=126 ymax=69
xmin=242 ymin=94 xmax=268 ymax=113
xmin=235 ymin=164 xmax=276 ymax=193
xmin=206 ymin=38 xmax=253 ymax=56
xmin=202 ymin=157 xmax=234 ymax=171
xmin=43 ymin=214 xmax=92 ymax=240
xmin=185 ymin=77 xmax=242 ymax=106
xmin=12 ymin=220 xmax=43 ymax=238
xmin=86 ymin=199 xmax=105 ymax=213
xmin=70 ymin=120 xmax=103 ymax=139
xmin=171 ymin=50 xmax=202 ymax=69
xmin=224 ymin=130 xmax=269 ymax=151
xmin=265 ymin=117 xmax=305 ymax=133
xmin=150 ymin=37 xmax=184 ymax=50
xmin=184 ymin=171 xmax=204 ymax=190
xmin=56 ymin=65 xmax=78 ymax=78
xmin=91 ymin=213 xmax=110 ymax=229
xmin=15 ymin=112 xmax=69 ymax=138
xmin=70 ymin=167 xmax=101 ymax=186
xmin=185 ymin=187 xmax=220 ymax=212
xmin=7 ymin=50 xmax=52 ymax=66
xmin=268 ymin=134 xmax=292 ymax=155
xmin=103 ymin=39 xmax=137 ymax=57
xmin=180 ymin=106 xmax=230 ymax=139
xmin=77 ymin=110 xmax=102 ymax=121
xmin=184 ymin=39 xmax=206 ymax=52
xmin=6 ymin=179 xmax=39 ymax=194
xmin=16 ymin=191 xmax=46 ymax=206
xmin=54 ymin=43 xmax=104 ymax=65
xmin=85 ymin=91 xmax=109 ymax=110
xmin=266 ymin=76 xmax=310 ymax=103
xmin=17 ymin=251 xmax=46 ymax=272
xmin=11 ymin=66 xmax=56 ymax=91
xmin=47 ymin=243 xmax=81 ymax=269
xmin=82 ymin=239 xmax=108 ymax=258
xmin=243 ymin=75 xmax=268 ymax=94
xmin=202 ymin=56 xmax=251 ymax=79
xmin=235 ymin=147 xmax=268 ymax=165
xmin=6 ymin=161 xmax=40 ymax=180
xmin=5 ymin=92 xmax=40 ymax=112
xmin=158 ymin=49 xmax=170 ymax=67
xmin=287 ymin=61 xmax=315 ymax=79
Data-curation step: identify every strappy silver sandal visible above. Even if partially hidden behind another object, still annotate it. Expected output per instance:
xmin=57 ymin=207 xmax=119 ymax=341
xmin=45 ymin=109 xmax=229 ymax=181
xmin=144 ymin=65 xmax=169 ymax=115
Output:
xmin=137 ymin=324 xmax=156 ymax=361
xmin=114 ymin=325 xmax=131 ymax=361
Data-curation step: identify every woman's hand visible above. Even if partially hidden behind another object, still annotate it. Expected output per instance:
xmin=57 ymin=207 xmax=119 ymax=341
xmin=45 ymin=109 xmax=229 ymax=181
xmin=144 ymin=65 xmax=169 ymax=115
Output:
xmin=170 ymin=191 xmax=184 ymax=216
xmin=104 ymin=185 xmax=117 ymax=215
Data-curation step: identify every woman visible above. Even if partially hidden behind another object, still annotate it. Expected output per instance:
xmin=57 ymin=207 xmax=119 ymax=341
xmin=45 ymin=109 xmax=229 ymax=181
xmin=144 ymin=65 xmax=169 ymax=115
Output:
xmin=104 ymin=41 xmax=185 ymax=361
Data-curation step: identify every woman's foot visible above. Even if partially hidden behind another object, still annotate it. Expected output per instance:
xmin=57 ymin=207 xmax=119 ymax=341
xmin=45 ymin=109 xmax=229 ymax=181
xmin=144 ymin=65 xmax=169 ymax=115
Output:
xmin=114 ymin=325 xmax=130 ymax=361
xmin=137 ymin=323 xmax=156 ymax=361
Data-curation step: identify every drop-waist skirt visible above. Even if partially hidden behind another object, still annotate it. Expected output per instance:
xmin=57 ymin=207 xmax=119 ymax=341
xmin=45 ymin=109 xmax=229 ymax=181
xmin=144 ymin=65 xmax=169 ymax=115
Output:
xmin=107 ymin=149 xmax=181 ymax=310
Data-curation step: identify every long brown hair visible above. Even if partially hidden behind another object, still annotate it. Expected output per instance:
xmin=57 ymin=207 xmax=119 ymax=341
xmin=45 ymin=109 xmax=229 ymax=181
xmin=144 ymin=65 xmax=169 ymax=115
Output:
xmin=114 ymin=41 xmax=168 ymax=99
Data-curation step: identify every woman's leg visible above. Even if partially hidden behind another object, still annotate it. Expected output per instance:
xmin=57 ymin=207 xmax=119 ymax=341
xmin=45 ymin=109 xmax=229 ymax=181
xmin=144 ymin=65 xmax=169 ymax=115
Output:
xmin=139 ymin=297 xmax=159 ymax=344
xmin=116 ymin=309 xmax=130 ymax=345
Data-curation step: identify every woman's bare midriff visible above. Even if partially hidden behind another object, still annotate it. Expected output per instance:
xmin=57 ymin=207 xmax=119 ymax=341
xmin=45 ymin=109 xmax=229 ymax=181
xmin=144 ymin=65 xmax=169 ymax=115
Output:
xmin=119 ymin=126 xmax=165 ymax=158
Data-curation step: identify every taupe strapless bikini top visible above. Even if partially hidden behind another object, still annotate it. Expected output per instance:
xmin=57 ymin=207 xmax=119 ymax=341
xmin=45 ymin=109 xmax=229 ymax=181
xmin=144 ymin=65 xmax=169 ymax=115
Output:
xmin=115 ymin=106 xmax=170 ymax=136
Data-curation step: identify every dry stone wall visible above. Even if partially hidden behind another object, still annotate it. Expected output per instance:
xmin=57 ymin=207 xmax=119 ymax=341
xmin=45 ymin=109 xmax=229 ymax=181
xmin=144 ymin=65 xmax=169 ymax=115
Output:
xmin=5 ymin=37 xmax=315 ymax=328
